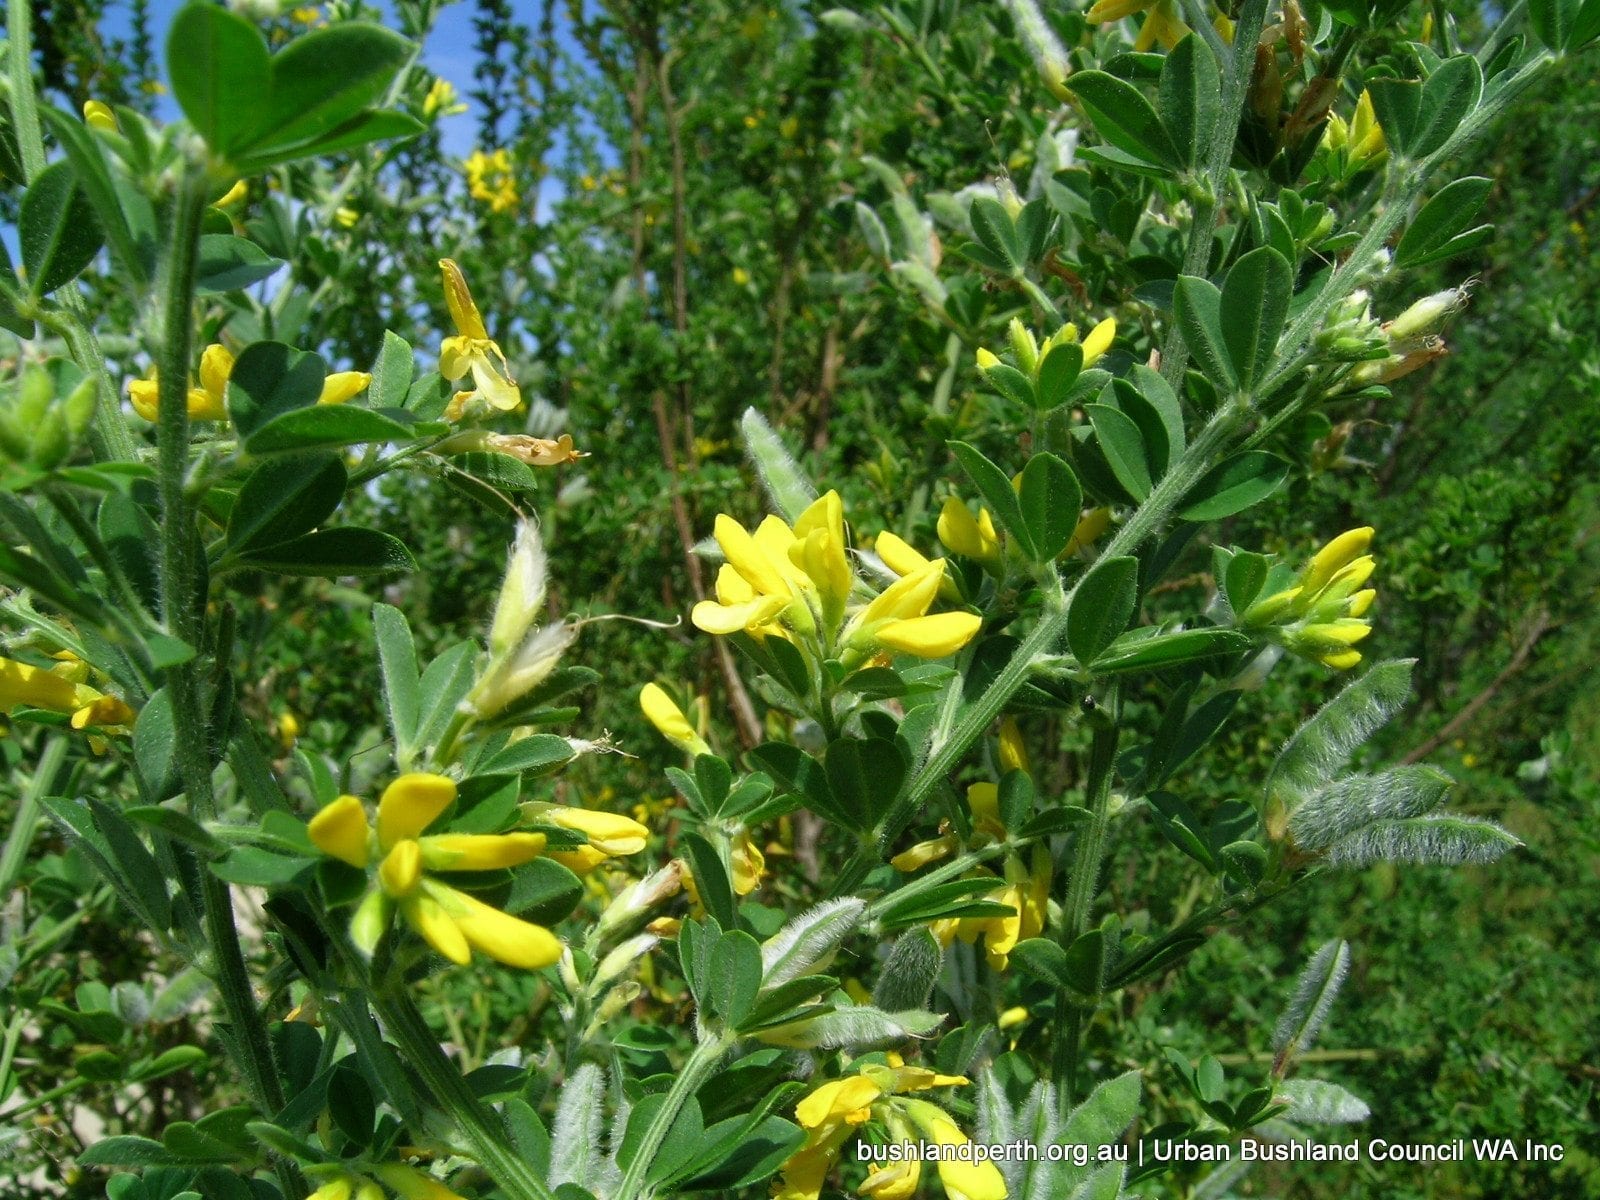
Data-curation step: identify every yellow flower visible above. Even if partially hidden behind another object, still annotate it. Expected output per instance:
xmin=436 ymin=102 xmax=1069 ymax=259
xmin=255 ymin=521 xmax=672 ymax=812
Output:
xmin=934 ymin=848 xmax=1050 ymax=971
xmin=692 ymin=493 xmax=980 ymax=663
xmin=318 ymin=371 xmax=372 ymax=405
xmin=731 ymin=832 xmax=766 ymax=894
xmin=890 ymin=833 xmax=958 ymax=872
xmin=732 ymin=266 xmax=752 ymax=285
xmin=1240 ymin=527 xmax=1378 ymax=670
xmin=307 ymin=775 xmax=560 ymax=970
xmin=997 ymin=716 xmax=1028 ymax=775
xmin=899 ymin=1099 xmax=1008 ymax=1200
xmin=423 ymin=78 xmax=468 ymax=119
xmin=334 ymin=206 xmax=360 ymax=228
xmin=777 ymin=1062 xmax=973 ymax=1200
xmin=82 ymin=100 xmax=117 ymax=132
xmin=525 ymin=803 xmax=650 ymax=874
xmin=438 ymin=259 xmax=521 ymax=421
xmin=1325 ymin=90 xmax=1387 ymax=170
xmin=640 ymin=683 xmax=711 ymax=756
xmin=214 ymin=180 xmax=249 ymax=208
xmin=1087 ymin=0 xmax=1189 ymax=51
xmin=127 ymin=343 xmax=232 ymax=423
xmin=0 ymin=655 xmax=134 ymax=730
xmin=937 ymin=497 xmax=1001 ymax=564
xmin=462 ymin=148 xmax=519 ymax=213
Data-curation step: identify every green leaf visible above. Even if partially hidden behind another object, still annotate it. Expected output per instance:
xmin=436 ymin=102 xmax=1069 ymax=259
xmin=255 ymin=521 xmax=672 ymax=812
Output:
xmin=210 ymin=847 xmax=314 ymax=887
xmin=1010 ymin=937 xmax=1073 ymax=989
xmin=1529 ymin=0 xmax=1580 ymax=47
xmin=1092 ymin=627 xmax=1251 ymax=675
xmin=1086 ymin=404 xmax=1152 ymax=501
xmin=97 ymin=491 xmax=160 ymax=614
xmin=234 ymin=110 xmax=422 ymax=172
xmin=368 ymin=330 xmax=415 ymax=409
xmin=226 ymin=342 xmax=326 ymax=438
xmin=1173 ymin=275 xmax=1235 ymax=390
xmin=824 ymin=737 xmax=905 ymax=832
xmin=236 ymin=527 xmax=414 ymax=578
xmin=372 ymin=603 xmax=421 ymax=753
xmin=414 ymin=641 xmax=476 ymax=753
xmin=80 ymin=1136 xmax=185 ymax=1167
xmin=166 ymin=4 xmax=272 ymax=155
xmin=226 ymin=452 xmax=347 ymax=553
xmin=1036 ymin=341 xmax=1083 ymax=407
xmin=1396 ymin=177 xmax=1493 ymax=269
xmin=1413 ymin=55 xmax=1483 ymax=158
xmin=949 ymin=441 xmax=1035 ymax=557
xmin=1220 ymin=248 xmax=1293 ymax=390
xmin=1366 ymin=79 xmax=1420 ymax=156
xmin=236 ymin=23 xmax=411 ymax=158
xmin=1018 ymin=453 xmax=1082 ymax=562
xmin=682 ymin=831 xmax=737 ymax=930
xmin=709 ymin=930 xmax=765 ymax=1029
xmin=244 ymin=404 xmax=412 ymax=455
xmin=505 ymin=857 xmax=584 ymax=925
xmin=969 ymin=196 xmax=1024 ymax=271
xmin=134 ymin=688 xmax=180 ymax=801
xmin=19 ymin=161 xmax=104 ymax=295
xmin=1222 ymin=548 xmax=1271 ymax=614
xmin=195 ymin=234 xmax=284 ymax=294
xmin=38 ymin=106 xmax=149 ymax=285
xmin=1067 ymin=555 xmax=1139 ymax=665
xmin=980 ymin=362 xmax=1038 ymax=410
xmin=1158 ymin=34 xmax=1221 ymax=170
xmin=1178 ymin=452 xmax=1289 ymax=520
xmin=1068 ymin=71 xmax=1180 ymax=168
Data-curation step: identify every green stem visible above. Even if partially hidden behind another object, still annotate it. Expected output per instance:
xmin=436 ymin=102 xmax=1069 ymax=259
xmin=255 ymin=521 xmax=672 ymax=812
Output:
xmin=6 ymin=0 xmax=47 ymax=182
xmin=154 ymin=166 xmax=298 ymax=1195
xmin=372 ymin=987 xmax=558 ymax=1200
xmin=864 ymin=843 xmax=1009 ymax=922
xmin=875 ymin=401 xmax=1249 ymax=850
xmin=612 ymin=1032 xmax=733 ymax=1200
xmin=1051 ymin=687 xmax=1120 ymax=1109
xmin=1159 ymin=0 xmax=1272 ymax=387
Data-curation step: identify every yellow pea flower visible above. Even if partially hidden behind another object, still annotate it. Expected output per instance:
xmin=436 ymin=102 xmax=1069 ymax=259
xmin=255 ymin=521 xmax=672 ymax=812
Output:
xmin=307 ymin=774 xmax=560 ymax=970
xmin=639 ymin=683 xmax=711 ymax=756
xmin=438 ymin=259 xmax=521 ymax=421
xmin=998 ymin=716 xmax=1029 ymax=775
xmin=731 ymin=831 xmax=766 ymax=894
xmin=318 ymin=371 xmax=372 ymax=405
xmin=937 ymin=497 xmax=1001 ymax=564
xmin=525 ymin=803 xmax=650 ymax=874
xmin=127 ymin=343 xmax=232 ymax=423
xmin=890 ymin=833 xmax=958 ymax=872
xmin=214 ymin=180 xmax=249 ymax=208
xmin=462 ymin=149 xmax=519 ymax=214
xmin=899 ymin=1099 xmax=1009 ymax=1200
xmin=82 ymin=100 xmax=117 ymax=132
xmin=1239 ymin=527 xmax=1379 ymax=670
xmin=422 ymin=78 xmax=468 ymax=119
xmin=0 ymin=655 xmax=134 ymax=731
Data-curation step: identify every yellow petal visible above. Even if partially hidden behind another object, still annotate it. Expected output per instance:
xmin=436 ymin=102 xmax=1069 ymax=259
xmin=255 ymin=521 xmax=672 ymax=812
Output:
xmin=468 ymin=351 xmax=521 ymax=411
xmin=188 ymin=384 xmax=228 ymax=422
xmin=127 ymin=377 xmax=159 ymax=422
xmin=731 ymin=833 xmax=765 ymax=895
xmin=640 ymin=683 xmax=709 ymax=754
xmin=874 ymin=611 xmax=982 ymax=658
xmin=966 ymin=781 xmax=1002 ymax=834
xmin=82 ymin=99 xmax=117 ymax=131
xmin=853 ymin=561 xmax=945 ymax=629
xmin=549 ymin=845 xmax=608 ymax=874
xmin=1302 ymin=527 xmax=1375 ymax=595
xmin=1346 ymin=588 xmax=1376 ymax=617
xmin=439 ymin=336 xmax=474 ymax=381
xmin=543 ymin=807 xmax=649 ymax=856
xmin=427 ymin=881 xmax=563 ymax=969
xmin=372 ymin=1163 xmax=468 ymax=1200
xmin=901 ymin=1101 xmax=1008 ymax=1200
xmin=874 ymin=531 xmax=935 ymax=578
xmin=691 ymin=594 xmax=787 ymax=636
xmin=379 ymin=839 xmax=423 ymax=898
xmin=377 ymin=773 xmax=457 ymax=848
xmin=1081 ymin=317 xmax=1117 ymax=366
xmin=1318 ymin=649 xmax=1363 ymax=670
xmin=318 ymin=371 xmax=372 ymax=406
xmin=714 ymin=561 xmax=757 ymax=605
xmin=440 ymin=258 xmax=489 ymax=340
xmin=419 ymin=832 xmax=546 ymax=871
xmin=308 ymin=795 xmax=371 ymax=868
xmin=199 ymin=343 xmax=235 ymax=403
xmin=859 ymin=1160 xmax=920 ymax=1199
xmin=402 ymin=892 xmax=470 ymax=964
xmin=890 ymin=834 xmax=958 ymax=872
xmin=715 ymin=513 xmax=791 ymax=598
xmin=795 ymin=1076 xmax=883 ymax=1129
xmin=1 ymin=655 xmax=84 ymax=712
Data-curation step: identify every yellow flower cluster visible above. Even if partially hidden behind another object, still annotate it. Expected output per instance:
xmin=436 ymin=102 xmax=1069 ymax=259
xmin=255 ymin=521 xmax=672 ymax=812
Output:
xmin=975 ymin=315 xmax=1117 ymax=381
xmin=422 ymin=78 xmax=468 ymax=120
xmin=463 ymin=148 xmax=519 ymax=214
xmin=776 ymin=1057 xmax=1006 ymax=1200
xmin=307 ymin=1163 xmax=462 ymax=1200
xmin=1240 ymin=527 xmax=1378 ymax=670
xmin=438 ymin=259 xmax=521 ymax=422
xmin=1 ymin=653 xmax=134 ymax=731
xmin=308 ymin=773 xmax=562 ymax=969
xmin=127 ymin=344 xmax=369 ymax=423
xmin=1322 ymin=90 xmax=1386 ymax=172
xmin=691 ymin=492 xmax=981 ymax=664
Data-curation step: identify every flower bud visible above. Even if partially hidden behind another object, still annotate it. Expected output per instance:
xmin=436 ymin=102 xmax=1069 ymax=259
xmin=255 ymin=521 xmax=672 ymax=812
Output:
xmin=488 ymin=519 xmax=548 ymax=657
xmin=593 ymin=934 xmax=658 ymax=993
xmin=595 ymin=860 xmax=683 ymax=941
xmin=1385 ymin=286 xmax=1470 ymax=342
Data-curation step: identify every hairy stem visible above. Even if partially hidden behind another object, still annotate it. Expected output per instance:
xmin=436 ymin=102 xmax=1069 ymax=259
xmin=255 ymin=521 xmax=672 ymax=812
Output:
xmin=612 ymin=1031 xmax=733 ymax=1200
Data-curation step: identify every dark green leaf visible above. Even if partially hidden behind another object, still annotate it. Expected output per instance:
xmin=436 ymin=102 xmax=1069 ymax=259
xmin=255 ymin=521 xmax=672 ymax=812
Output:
xmin=236 ymin=527 xmax=414 ymax=578
xmin=1086 ymin=404 xmax=1152 ymax=501
xmin=166 ymin=4 xmax=272 ymax=155
xmin=1068 ymin=71 xmax=1180 ymax=167
xmin=19 ymin=161 xmax=103 ymax=295
xmin=226 ymin=342 xmax=326 ymax=438
xmin=226 ymin=453 xmax=347 ymax=553
xmin=1396 ymin=177 xmax=1493 ymax=269
xmin=245 ymin=405 xmax=412 ymax=455
xmin=1158 ymin=34 xmax=1221 ymax=169
xmin=1092 ymin=627 xmax=1251 ymax=674
xmin=38 ymin=106 xmax=148 ymax=285
xmin=1018 ymin=453 xmax=1081 ymax=562
xmin=949 ymin=441 xmax=1034 ymax=557
xmin=1220 ymin=248 xmax=1293 ymax=390
xmin=195 ymin=235 xmax=284 ymax=294
xmin=1178 ymin=452 xmax=1289 ymax=520
xmin=237 ymin=23 xmax=411 ymax=157
xmin=1174 ymin=275 xmax=1236 ymax=390
xmin=1068 ymin=555 xmax=1139 ymax=664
